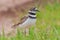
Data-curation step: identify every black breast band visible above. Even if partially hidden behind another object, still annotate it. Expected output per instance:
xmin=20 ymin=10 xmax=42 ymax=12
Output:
xmin=29 ymin=12 xmax=36 ymax=15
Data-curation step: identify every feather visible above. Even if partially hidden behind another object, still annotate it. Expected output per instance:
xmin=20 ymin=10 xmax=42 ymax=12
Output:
xmin=12 ymin=16 xmax=28 ymax=28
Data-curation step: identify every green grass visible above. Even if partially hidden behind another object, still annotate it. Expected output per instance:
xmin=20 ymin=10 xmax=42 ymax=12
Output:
xmin=0 ymin=2 xmax=60 ymax=40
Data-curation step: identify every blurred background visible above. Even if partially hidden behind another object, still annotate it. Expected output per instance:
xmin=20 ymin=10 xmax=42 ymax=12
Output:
xmin=0 ymin=0 xmax=60 ymax=40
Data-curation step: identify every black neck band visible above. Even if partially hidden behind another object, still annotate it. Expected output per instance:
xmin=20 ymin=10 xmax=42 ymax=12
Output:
xmin=29 ymin=16 xmax=36 ymax=19
xmin=29 ymin=12 xmax=36 ymax=15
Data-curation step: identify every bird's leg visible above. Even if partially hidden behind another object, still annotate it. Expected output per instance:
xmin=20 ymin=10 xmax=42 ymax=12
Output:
xmin=25 ymin=28 xmax=29 ymax=36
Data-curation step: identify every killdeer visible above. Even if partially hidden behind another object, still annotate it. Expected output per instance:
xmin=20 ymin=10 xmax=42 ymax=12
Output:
xmin=12 ymin=7 xmax=39 ymax=36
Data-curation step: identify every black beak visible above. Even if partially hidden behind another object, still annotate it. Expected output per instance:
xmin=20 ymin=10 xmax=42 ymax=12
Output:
xmin=37 ymin=10 xmax=40 ymax=12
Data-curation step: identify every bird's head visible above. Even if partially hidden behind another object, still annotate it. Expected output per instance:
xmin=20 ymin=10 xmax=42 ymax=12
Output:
xmin=30 ymin=7 xmax=38 ymax=11
xmin=28 ymin=7 xmax=39 ymax=19
xmin=28 ymin=7 xmax=39 ymax=15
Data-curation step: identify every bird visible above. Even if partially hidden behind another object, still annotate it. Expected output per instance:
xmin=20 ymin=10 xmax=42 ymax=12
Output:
xmin=12 ymin=7 xmax=39 ymax=36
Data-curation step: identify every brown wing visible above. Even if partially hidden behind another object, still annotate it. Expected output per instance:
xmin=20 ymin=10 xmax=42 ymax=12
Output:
xmin=12 ymin=16 xmax=28 ymax=28
xmin=20 ymin=16 xmax=28 ymax=24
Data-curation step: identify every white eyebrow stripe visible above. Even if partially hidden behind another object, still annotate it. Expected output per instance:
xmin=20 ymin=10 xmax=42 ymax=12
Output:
xmin=28 ymin=11 xmax=36 ymax=13
xmin=35 ymin=8 xmax=38 ymax=10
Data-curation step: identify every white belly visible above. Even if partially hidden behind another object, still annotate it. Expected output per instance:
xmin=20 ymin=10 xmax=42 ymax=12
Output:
xmin=19 ymin=18 xmax=36 ymax=28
